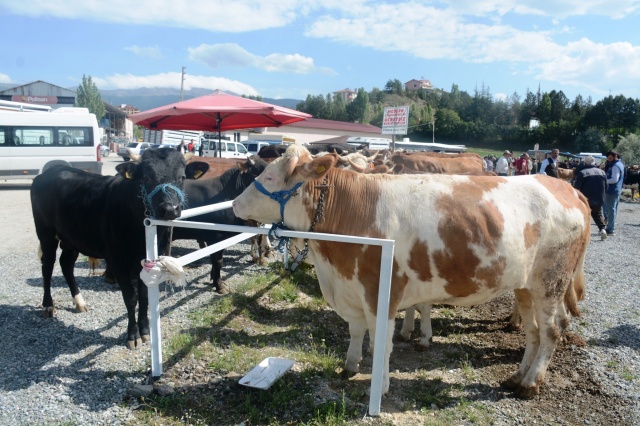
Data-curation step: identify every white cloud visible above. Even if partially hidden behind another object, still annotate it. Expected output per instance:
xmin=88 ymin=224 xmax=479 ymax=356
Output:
xmin=436 ymin=0 xmax=640 ymax=19
xmin=535 ymin=38 xmax=640 ymax=96
xmin=188 ymin=43 xmax=336 ymax=75
xmin=92 ymin=72 xmax=259 ymax=96
xmin=305 ymin=2 xmax=640 ymax=96
xmin=124 ymin=45 xmax=163 ymax=59
xmin=0 ymin=0 xmax=310 ymax=32
xmin=0 ymin=73 xmax=13 ymax=84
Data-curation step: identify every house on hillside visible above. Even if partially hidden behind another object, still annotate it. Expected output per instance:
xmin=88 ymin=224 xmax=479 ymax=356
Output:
xmin=405 ymin=79 xmax=433 ymax=92
xmin=332 ymin=88 xmax=357 ymax=102
xmin=120 ymin=104 xmax=139 ymax=115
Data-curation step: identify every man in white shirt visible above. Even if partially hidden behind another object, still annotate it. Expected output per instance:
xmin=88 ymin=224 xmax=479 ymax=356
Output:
xmin=496 ymin=150 xmax=512 ymax=176
xmin=538 ymin=149 xmax=560 ymax=178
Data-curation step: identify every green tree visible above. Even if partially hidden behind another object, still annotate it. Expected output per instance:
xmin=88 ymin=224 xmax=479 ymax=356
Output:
xmin=346 ymin=88 xmax=370 ymax=123
xmin=574 ymin=128 xmax=609 ymax=153
xmin=331 ymin=94 xmax=348 ymax=121
xmin=616 ymin=133 xmax=640 ymax=165
xmin=296 ymin=94 xmax=328 ymax=119
xmin=76 ymin=75 xmax=105 ymax=121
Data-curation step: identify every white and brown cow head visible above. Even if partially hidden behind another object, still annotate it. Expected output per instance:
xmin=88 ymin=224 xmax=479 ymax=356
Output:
xmin=233 ymin=145 xmax=337 ymax=225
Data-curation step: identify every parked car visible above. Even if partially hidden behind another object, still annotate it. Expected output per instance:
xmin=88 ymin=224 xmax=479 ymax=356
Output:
xmin=99 ymin=144 xmax=110 ymax=157
xmin=117 ymin=142 xmax=150 ymax=161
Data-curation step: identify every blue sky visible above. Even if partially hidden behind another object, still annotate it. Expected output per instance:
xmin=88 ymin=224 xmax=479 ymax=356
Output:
xmin=1 ymin=0 xmax=639 ymax=105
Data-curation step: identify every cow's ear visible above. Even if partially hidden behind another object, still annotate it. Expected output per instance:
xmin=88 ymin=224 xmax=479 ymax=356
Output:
xmin=296 ymin=153 xmax=337 ymax=181
xmin=237 ymin=157 xmax=255 ymax=173
xmin=115 ymin=162 xmax=138 ymax=179
xmin=186 ymin=162 xmax=210 ymax=180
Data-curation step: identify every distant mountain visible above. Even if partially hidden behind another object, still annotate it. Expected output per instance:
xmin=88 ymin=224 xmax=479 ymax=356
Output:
xmin=99 ymin=87 xmax=302 ymax=111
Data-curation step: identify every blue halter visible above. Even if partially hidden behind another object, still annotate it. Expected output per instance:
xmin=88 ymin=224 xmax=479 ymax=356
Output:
xmin=140 ymin=182 xmax=187 ymax=218
xmin=252 ymin=180 xmax=303 ymax=223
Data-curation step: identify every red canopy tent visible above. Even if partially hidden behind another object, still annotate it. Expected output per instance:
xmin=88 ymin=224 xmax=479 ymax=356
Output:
xmin=129 ymin=90 xmax=311 ymax=157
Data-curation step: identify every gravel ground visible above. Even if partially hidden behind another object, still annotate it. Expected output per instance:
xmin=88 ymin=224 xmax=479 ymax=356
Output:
xmin=0 ymin=198 xmax=639 ymax=425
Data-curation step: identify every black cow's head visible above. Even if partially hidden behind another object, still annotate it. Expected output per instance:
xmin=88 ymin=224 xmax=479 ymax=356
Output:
xmin=116 ymin=148 xmax=209 ymax=219
xmin=237 ymin=156 xmax=268 ymax=189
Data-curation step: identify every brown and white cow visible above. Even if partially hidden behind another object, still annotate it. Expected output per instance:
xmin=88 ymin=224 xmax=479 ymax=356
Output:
xmin=388 ymin=151 xmax=484 ymax=174
xmin=232 ymin=145 xmax=590 ymax=398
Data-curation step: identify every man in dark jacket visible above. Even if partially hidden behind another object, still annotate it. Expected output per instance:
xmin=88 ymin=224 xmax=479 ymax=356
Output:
xmin=574 ymin=156 xmax=608 ymax=240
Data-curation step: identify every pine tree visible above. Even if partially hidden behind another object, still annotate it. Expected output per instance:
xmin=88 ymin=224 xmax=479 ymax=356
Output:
xmin=76 ymin=75 xmax=105 ymax=121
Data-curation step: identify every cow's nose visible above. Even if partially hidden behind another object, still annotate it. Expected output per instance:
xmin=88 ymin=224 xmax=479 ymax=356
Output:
xmin=156 ymin=203 xmax=181 ymax=220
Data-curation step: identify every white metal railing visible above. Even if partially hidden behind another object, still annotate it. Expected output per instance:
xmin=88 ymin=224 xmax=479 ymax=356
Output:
xmin=143 ymin=201 xmax=395 ymax=416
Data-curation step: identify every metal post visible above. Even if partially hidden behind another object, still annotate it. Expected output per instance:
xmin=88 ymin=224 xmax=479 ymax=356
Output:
xmin=144 ymin=220 xmax=163 ymax=378
xmin=368 ymin=241 xmax=395 ymax=416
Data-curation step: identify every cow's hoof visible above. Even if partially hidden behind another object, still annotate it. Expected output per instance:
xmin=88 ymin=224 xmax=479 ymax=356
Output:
xmin=398 ymin=332 xmax=412 ymax=342
xmin=414 ymin=339 xmax=431 ymax=351
xmin=506 ymin=322 xmax=522 ymax=332
xmin=216 ymin=285 xmax=229 ymax=295
xmin=500 ymin=376 xmax=520 ymax=390
xmin=338 ymin=368 xmax=358 ymax=378
xmin=141 ymin=334 xmax=151 ymax=343
xmin=127 ymin=338 xmax=143 ymax=350
xmin=515 ymin=384 xmax=540 ymax=399
xmin=42 ymin=307 xmax=55 ymax=318
xmin=74 ymin=295 xmax=87 ymax=312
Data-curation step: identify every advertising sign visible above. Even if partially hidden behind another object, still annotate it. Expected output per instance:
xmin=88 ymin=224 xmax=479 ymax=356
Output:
xmin=381 ymin=106 xmax=409 ymax=135
xmin=11 ymin=95 xmax=58 ymax=104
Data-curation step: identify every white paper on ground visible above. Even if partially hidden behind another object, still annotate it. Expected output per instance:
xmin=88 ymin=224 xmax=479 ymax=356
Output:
xmin=238 ymin=357 xmax=295 ymax=390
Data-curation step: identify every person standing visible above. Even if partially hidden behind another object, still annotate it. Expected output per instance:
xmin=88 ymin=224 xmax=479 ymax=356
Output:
xmin=177 ymin=140 xmax=187 ymax=154
xmin=514 ymin=153 xmax=530 ymax=176
xmin=603 ymin=150 xmax=625 ymax=236
xmin=187 ymin=139 xmax=195 ymax=153
xmin=537 ymin=149 xmax=560 ymax=177
xmin=574 ymin=156 xmax=608 ymax=240
xmin=485 ymin=156 xmax=494 ymax=172
xmin=496 ymin=150 xmax=512 ymax=176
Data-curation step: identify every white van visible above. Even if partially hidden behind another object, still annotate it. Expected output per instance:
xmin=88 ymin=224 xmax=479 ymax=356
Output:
xmin=200 ymin=139 xmax=249 ymax=158
xmin=0 ymin=103 xmax=102 ymax=179
xmin=245 ymin=140 xmax=282 ymax=156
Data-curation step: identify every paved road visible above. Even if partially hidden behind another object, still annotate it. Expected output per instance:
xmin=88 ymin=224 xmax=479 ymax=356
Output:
xmin=0 ymin=156 xmax=124 ymax=256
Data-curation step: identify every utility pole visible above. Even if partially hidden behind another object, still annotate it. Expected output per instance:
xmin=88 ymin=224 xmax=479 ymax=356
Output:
xmin=180 ymin=66 xmax=186 ymax=100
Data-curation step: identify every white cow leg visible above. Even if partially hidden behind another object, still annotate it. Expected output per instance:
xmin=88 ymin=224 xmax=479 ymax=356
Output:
xmin=415 ymin=303 xmax=433 ymax=348
xmin=249 ymin=237 xmax=259 ymax=263
xmin=399 ymin=306 xmax=416 ymax=341
xmin=503 ymin=289 xmax=539 ymax=391
xmin=345 ymin=318 xmax=367 ymax=374
xmin=517 ymin=300 xmax=561 ymax=399
xmin=555 ymin=301 xmax=570 ymax=334
xmin=507 ymin=297 xmax=522 ymax=331
xmin=399 ymin=303 xmax=433 ymax=348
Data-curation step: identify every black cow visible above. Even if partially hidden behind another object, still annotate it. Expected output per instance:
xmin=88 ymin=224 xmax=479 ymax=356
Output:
xmin=258 ymin=142 xmax=364 ymax=161
xmin=30 ymin=148 xmax=209 ymax=349
xmin=171 ymin=156 xmax=268 ymax=294
xmin=624 ymin=166 xmax=640 ymax=198
xmin=304 ymin=142 xmax=362 ymax=155
xmin=257 ymin=144 xmax=288 ymax=160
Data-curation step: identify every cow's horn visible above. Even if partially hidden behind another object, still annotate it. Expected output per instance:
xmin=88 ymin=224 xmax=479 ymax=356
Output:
xmin=348 ymin=158 xmax=366 ymax=173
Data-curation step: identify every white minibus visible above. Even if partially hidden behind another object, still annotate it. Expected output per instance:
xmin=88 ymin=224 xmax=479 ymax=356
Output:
xmin=0 ymin=103 xmax=102 ymax=180
xmin=200 ymin=139 xmax=249 ymax=158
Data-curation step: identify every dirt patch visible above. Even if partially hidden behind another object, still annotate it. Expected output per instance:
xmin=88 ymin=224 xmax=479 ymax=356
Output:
xmin=137 ymin=279 xmax=636 ymax=425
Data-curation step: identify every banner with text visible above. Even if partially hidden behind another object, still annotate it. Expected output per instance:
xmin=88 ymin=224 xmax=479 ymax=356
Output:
xmin=381 ymin=106 xmax=409 ymax=135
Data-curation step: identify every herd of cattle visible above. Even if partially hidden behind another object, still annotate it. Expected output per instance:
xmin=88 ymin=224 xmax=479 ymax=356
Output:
xmin=29 ymin=141 xmax=613 ymax=399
